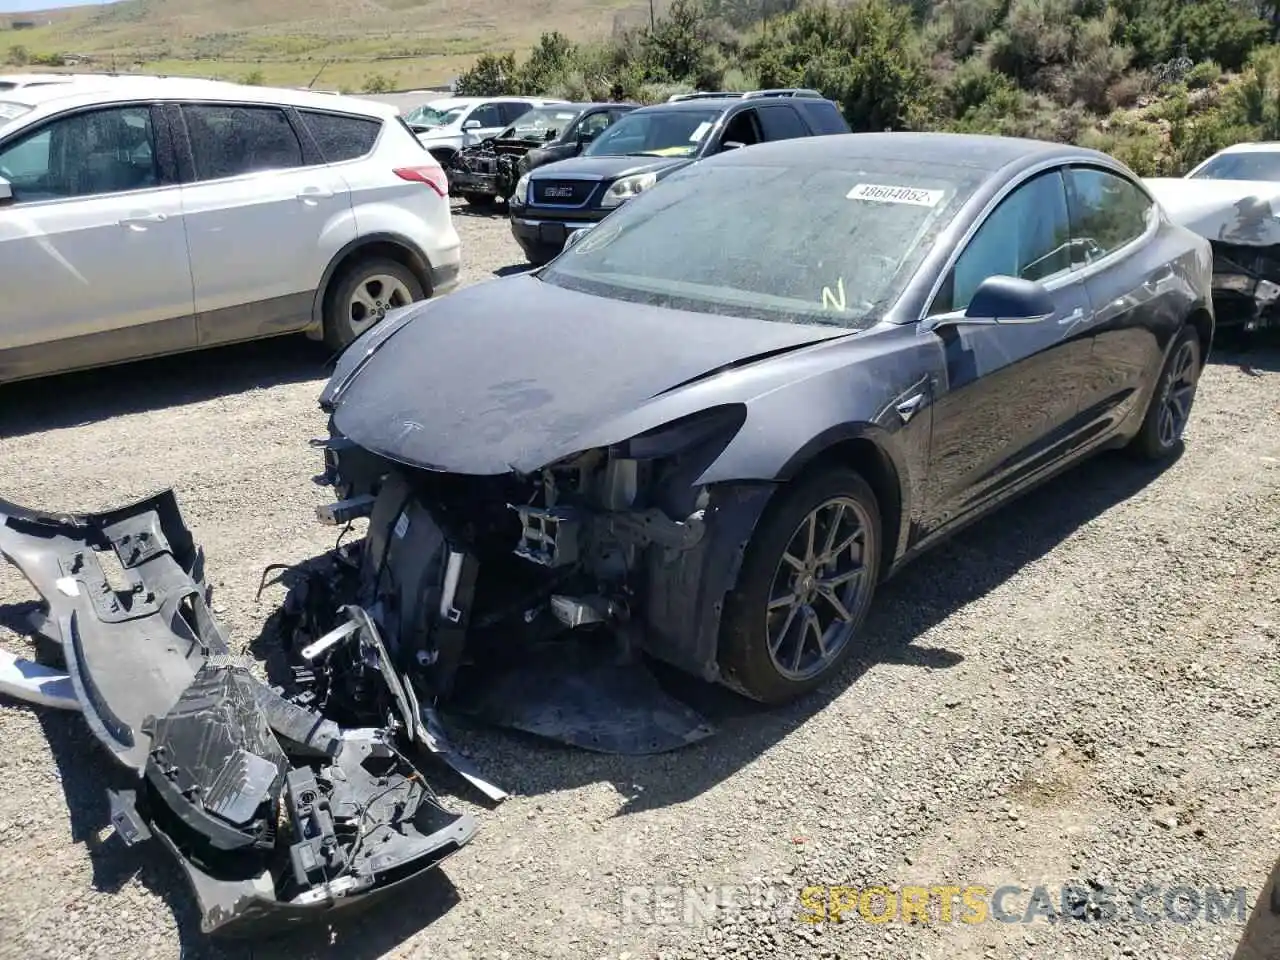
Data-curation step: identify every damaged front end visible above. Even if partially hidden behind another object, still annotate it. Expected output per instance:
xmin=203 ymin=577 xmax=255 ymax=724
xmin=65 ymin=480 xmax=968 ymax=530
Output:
xmin=446 ymin=137 xmax=535 ymax=202
xmin=302 ymin=402 xmax=774 ymax=754
xmin=0 ymin=493 xmax=477 ymax=938
xmin=1147 ymin=178 xmax=1280 ymax=332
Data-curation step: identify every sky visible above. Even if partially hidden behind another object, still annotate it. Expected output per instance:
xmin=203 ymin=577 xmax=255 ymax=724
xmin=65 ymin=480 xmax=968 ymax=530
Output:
xmin=0 ymin=0 xmax=119 ymax=12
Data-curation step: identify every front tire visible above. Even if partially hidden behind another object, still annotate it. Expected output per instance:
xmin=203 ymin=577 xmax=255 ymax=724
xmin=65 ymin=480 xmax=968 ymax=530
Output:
xmin=322 ymin=258 xmax=425 ymax=351
xmin=1129 ymin=324 xmax=1202 ymax=460
xmin=718 ymin=468 xmax=882 ymax=704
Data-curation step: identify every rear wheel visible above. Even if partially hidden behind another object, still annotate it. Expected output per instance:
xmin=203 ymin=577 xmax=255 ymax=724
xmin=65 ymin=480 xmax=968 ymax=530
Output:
xmin=1128 ymin=324 xmax=1202 ymax=460
xmin=463 ymin=192 xmax=497 ymax=209
xmin=718 ymin=468 xmax=882 ymax=704
xmin=322 ymin=258 xmax=424 ymax=351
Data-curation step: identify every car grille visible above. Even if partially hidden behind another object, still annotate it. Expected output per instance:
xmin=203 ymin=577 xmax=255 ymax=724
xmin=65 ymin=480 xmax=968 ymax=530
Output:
xmin=533 ymin=179 xmax=594 ymax=205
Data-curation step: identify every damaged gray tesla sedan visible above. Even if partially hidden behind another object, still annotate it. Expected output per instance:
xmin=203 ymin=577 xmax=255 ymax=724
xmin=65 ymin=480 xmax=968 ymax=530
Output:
xmin=0 ymin=132 xmax=1215 ymax=936
xmin=309 ymin=133 xmax=1214 ymax=727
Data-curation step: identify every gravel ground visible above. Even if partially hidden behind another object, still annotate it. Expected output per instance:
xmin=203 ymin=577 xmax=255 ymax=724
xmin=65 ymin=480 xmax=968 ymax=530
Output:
xmin=0 ymin=201 xmax=1277 ymax=960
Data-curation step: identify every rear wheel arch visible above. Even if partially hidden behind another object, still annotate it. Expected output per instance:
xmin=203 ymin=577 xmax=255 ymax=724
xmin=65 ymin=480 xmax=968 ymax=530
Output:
xmin=312 ymin=235 xmax=434 ymax=332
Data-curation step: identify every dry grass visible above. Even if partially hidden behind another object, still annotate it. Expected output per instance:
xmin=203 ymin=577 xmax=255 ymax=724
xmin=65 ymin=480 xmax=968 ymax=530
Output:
xmin=2 ymin=0 xmax=662 ymax=90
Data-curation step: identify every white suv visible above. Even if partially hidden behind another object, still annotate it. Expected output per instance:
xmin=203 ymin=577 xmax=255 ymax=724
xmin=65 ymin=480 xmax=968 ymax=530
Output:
xmin=404 ymin=96 xmax=569 ymax=166
xmin=0 ymin=75 xmax=460 ymax=383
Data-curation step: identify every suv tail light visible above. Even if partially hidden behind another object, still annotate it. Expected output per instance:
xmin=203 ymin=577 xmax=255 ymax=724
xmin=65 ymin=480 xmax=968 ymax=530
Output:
xmin=394 ymin=166 xmax=447 ymax=197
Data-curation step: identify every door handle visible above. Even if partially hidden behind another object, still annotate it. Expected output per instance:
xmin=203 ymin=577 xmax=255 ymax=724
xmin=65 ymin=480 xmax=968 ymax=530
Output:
xmin=118 ymin=213 xmax=167 ymax=230
xmin=895 ymin=393 xmax=926 ymax=423
xmin=296 ymin=187 xmax=334 ymax=203
xmin=1057 ymin=306 xmax=1085 ymax=325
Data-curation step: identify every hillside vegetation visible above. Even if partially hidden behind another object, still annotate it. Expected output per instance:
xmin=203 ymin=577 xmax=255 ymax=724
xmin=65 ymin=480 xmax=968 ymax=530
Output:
xmin=0 ymin=0 xmax=663 ymax=92
xmin=454 ymin=0 xmax=1280 ymax=176
xmin=5 ymin=0 xmax=1280 ymax=174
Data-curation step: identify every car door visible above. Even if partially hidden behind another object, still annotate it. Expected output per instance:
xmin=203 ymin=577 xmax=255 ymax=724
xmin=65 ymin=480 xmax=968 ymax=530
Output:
xmin=1062 ymin=165 xmax=1180 ymax=437
xmin=174 ymin=101 xmax=356 ymax=347
xmin=920 ymin=166 xmax=1097 ymax=530
xmin=570 ymin=109 xmax=616 ymax=154
xmin=0 ymin=102 xmax=194 ymax=375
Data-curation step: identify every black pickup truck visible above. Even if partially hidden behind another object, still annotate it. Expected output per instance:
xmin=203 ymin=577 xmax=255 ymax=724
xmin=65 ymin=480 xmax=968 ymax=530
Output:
xmin=447 ymin=102 xmax=637 ymax=208
xmin=507 ymin=89 xmax=851 ymax=265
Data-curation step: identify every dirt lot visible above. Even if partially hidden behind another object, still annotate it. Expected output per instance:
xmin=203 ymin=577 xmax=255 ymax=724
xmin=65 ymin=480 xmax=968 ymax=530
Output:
xmin=0 ymin=203 xmax=1277 ymax=960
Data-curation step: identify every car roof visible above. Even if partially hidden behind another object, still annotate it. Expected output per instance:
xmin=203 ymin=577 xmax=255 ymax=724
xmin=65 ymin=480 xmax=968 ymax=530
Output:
xmin=1 ymin=74 xmax=400 ymax=120
xmin=709 ymin=131 xmax=1108 ymax=172
xmin=1211 ymin=141 xmax=1280 ymax=155
xmin=0 ymin=73 xmax=81 ymax=88
xmin=630 ymin=98 xmax=747 ymax=115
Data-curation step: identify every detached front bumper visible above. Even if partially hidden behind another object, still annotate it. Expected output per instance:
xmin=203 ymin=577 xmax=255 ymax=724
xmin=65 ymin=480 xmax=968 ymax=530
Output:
xmin=449 ymin=169 xmax=502 ymax=198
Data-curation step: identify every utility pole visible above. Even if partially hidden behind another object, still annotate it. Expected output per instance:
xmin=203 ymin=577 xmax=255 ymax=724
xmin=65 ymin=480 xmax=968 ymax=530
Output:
xmin=649 ymin=0 xmax=656 ymax=30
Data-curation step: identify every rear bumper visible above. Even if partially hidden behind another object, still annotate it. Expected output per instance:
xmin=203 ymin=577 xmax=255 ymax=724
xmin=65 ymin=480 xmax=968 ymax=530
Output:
xmin=427 ymin=236 xmax=462 ymax=296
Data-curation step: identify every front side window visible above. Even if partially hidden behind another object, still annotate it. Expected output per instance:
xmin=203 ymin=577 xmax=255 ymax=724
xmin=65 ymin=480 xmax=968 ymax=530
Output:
xmin=1065 ymin=166 xmax=1154 ymax=264
xmin=939 ymin=169 xmax=1074 ymax=314
xmin=584 ymin=108 xmax=720 ymax=158
xmin=574 ymin=110 xmax=615 ymax=142
xmin=718 ymin=109 xmax=762 ymax=148
xmin=540 ymin=159 xmax=982 ymax=328
xmin=467 ymin=103 xmax=505 ymax=128
xmin=181 ymin=104 xmax=303 ymax=181
xmin=0 ymin=105 xmax=157 ymax=203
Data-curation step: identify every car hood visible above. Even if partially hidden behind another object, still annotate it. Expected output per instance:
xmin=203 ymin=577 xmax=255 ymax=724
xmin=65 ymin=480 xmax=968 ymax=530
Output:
xmin=322 ymin=275 xmax=852 ymax=475
xmin=529 ymin=154 xmax=692 ymax=181
xmin=1146 ymin=177 xmax=1280 ymax=246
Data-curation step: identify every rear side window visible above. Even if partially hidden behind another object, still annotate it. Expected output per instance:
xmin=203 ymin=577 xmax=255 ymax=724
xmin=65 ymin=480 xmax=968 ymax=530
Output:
xmin=1064 ymin=166 xmax=1155 ymax=265
xmin=757 ymin=104 xmax=810 ymax=141
xmin=797 ymin=100 xmax=850 ymax=135
xmin=300 ymin=109 xmax=381 ymax=163
xmin=181 ymin=104 xmax=303 ymax=181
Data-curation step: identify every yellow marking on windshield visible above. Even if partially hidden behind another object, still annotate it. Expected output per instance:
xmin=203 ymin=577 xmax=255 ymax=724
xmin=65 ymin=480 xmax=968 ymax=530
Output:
xmin=647 ymin=146 xmax=691 ymax=156
xmin=821 ymin=277 xmax=846 ymax=311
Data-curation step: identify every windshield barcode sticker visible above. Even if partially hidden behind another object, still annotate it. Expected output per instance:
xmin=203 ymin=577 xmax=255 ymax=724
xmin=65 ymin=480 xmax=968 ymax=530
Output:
xmin=847 ymin=183 xmax=944 ymax=206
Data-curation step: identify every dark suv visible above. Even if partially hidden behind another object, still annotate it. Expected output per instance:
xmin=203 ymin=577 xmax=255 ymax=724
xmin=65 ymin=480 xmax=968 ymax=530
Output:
xmin=507 ymin=89 xmax=850 ymax=264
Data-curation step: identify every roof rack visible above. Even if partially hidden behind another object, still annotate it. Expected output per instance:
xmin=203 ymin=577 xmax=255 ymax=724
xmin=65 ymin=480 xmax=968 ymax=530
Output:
xmin=666 ymin=88 xmax=824 ymax=103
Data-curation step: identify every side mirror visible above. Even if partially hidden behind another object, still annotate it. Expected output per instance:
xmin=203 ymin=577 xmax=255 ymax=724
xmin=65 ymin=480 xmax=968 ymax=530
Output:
xmin=462 ymin=119 xmax=481 ymax=131
xmin=964 ymin=276 xmax=1054 ymax=324
xmin=930 ymin=276 xmax=1055 ymax=330
xmin=0 ymin=177 xmax=10 ymax=203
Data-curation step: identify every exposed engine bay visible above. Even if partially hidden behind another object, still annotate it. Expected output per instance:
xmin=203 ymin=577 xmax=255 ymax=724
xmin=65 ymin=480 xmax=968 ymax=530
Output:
xmin=445 ymin=136 xmax=537 ymax=202
xmin=1208 ymin=240 xmax=1280 ymax=331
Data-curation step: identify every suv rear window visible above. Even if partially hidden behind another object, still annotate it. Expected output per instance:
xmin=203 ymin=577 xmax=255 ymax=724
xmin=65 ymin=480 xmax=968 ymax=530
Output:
xmin=300 ymin=109 xmax=381 ymax=163
xmin=796 ymin=100 xmax=850 ymax=135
